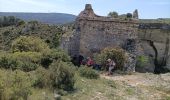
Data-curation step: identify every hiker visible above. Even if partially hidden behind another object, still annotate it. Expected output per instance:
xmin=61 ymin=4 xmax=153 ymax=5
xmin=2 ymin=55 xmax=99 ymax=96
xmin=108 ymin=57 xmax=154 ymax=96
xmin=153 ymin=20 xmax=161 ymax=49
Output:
xmin=71 ymin=55 xmax=78 ymax=66
xmin=92 ymin=62 xmax=101 ymax=70
xmin=86 ymin=57 xmax=94 ymax=67
xmin=107 ymin=58 xmax=116 ymax=75
xmin=78 ymin=55 xmax=84 ymax=67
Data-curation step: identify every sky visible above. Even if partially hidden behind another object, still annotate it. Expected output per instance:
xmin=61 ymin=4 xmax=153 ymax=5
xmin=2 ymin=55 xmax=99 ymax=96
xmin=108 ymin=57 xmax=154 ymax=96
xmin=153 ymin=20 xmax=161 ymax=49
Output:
xmin=0 ymin=0 xmax=170 ymax=19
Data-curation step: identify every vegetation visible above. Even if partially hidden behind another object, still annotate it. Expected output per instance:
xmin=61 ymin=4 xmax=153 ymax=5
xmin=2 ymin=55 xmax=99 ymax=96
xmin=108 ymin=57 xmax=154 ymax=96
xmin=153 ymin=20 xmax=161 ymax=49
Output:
xmin=136 ymin=55 xmax=149 ymax=68
xmin=11 ymin=36 xmax=50 ymax=53
xmin=107 ymin=11 xmax=134 ymax=20
xmin=0 ymin=16 xmax=23 ymax=27
xmin=78 ymin=66 xmax=99 ymax=79
xmin=108 ymin=11 xmax=118 ymax=18
xmin=126 ymin=13 xmax=133 ymax=18
xmin=0 ymin=69 xmax=32 ymax=100
xmin=0 ymin=20 xmax=64 ymax=51
xmin=94 ymin=47 xmax=126 ymax=70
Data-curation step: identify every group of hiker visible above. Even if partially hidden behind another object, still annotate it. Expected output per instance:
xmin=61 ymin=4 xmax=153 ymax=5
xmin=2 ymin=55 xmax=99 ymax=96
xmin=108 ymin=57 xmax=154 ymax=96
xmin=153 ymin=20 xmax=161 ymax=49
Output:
xmin=71 ymin=55 xmax=116 ymax=75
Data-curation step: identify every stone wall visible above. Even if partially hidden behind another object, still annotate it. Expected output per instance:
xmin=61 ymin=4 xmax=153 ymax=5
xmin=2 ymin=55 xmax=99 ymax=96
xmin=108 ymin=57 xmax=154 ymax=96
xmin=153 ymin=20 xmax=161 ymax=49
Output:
xmin=76 ymin=4 xmax=139 ymax=57
xmin=77 ymin=18 xmax=138 ymax=56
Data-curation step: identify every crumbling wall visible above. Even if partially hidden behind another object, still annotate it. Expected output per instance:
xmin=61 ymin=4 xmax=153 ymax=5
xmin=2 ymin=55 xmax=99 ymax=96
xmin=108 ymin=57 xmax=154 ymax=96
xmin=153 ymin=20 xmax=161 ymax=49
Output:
xmin=76 ymin=4 xmax=139 ymax=57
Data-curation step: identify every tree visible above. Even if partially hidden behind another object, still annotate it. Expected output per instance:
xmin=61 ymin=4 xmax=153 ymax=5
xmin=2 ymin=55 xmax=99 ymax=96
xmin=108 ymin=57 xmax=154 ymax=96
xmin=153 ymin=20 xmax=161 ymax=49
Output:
xmin=127 ymin=13 xmax=132 ymax=18
xmin=108 ymin=11 xmax=118 ymax=18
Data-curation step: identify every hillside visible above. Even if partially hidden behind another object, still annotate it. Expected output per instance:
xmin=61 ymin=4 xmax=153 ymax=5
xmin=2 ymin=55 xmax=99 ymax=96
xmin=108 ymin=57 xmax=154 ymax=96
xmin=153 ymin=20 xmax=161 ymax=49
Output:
xmin=0 ymin=21 xmax=65 ymax=50
xmin=0 ymin=12 xmax=76 ymax=24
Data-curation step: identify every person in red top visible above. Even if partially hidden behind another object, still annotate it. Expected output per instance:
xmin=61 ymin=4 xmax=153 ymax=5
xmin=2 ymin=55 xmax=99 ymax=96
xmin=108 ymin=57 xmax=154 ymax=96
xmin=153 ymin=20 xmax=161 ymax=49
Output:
xmin=86 ymin=57 xmax=94 ymax=67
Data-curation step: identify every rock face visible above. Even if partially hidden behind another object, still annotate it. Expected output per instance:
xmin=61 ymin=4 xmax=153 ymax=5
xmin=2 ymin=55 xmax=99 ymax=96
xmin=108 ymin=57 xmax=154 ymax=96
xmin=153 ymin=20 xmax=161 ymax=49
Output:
xmin=138 ymin=23 xmax=170 ymax=73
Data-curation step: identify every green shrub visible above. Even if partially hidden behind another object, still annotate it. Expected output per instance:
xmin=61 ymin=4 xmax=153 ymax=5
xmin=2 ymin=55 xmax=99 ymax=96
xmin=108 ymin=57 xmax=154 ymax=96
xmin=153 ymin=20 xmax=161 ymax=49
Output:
xmin=94 ymin=47 xmax=126 ymax=70
xmin=11 ymin=36 xmax=50 ymax=53
xmin=0 ymin=53 xmax=18 ymax=70
xmin=0 ymin=52 xmax=41 ymax=71
xmin=12 ymin=52 xmax=42 ymax=63
xmin=0 ymin=69 xmax=32 ymax=100
xmin=17 ymin=61 xmax=38 ymax=72
xmin=34 ymin=61 xmax=75 ymax=91
xmin=136 ymin=55 xmax=149 ymax=68
xmin=40 ymin=49 xmax=70 ymax=68
xmin=49 ymin=61 xmax=75 ymax=91
xmin=16 ymin=20 xmax=25 ymax=26
xmin=34 ymin=67 xmax=51 ymax=88
xmin=49 ymin=49 xmax=70 ymax=62
xmin=78 ymin=66 xmax=99 ymax=79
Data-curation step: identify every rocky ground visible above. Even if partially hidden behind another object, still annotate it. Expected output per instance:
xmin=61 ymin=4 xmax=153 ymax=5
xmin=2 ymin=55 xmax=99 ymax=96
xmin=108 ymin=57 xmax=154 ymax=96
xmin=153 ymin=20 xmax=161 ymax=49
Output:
xmin=101 ymin=72 xmax=170 ymax=100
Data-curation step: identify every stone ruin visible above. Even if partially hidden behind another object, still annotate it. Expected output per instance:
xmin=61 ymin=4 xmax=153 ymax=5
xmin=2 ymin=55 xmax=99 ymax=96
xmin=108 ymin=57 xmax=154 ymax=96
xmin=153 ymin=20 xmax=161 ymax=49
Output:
xmin=60 ymin=4 xmax=170 ymax=73
xmin=60 ymin=4 xmax=139 ymax=72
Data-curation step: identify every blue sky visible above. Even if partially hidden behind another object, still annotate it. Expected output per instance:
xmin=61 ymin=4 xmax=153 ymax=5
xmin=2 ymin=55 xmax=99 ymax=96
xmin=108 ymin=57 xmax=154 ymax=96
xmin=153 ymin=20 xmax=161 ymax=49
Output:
xmin=0 ymin=0 xmax=170 ymax=19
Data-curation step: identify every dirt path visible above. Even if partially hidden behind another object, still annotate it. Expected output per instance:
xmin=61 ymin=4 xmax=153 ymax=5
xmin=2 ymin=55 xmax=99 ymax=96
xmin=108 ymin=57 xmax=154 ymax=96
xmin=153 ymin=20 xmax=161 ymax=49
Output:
xmin=101 ymin=73 xmax=156 ymax=86
xmin=101 ymin=72 xmax=170 ymax=100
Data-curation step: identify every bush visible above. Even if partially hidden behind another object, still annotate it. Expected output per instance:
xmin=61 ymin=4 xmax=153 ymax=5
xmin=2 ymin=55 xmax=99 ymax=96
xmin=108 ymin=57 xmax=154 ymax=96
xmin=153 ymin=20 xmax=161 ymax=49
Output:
xmin=34 ymin=61 xmax=75 ymax=91
xmin=108 ymin=11 xmax=118 ymax=18
xmin=0 ymin=52 xmax=18 ymax=70
xmin=0 ymin=69 xmax=32 ymax=100
xmin=40 ymin=49 xmax=70 ymax=68
xmin=34 ymin=67 xmax=51 ymax=88
xmin=94 ymin=47 xmax=126 ymax=70
xmin=49 ymin=61 xmax=75 ymax=91
xmin=78 ymin=66 xmax=99 ymax=79
xmin=0 ymin=52 xmax=41 ymax=71
xmin=136 ymin=55 xmax=149 ymax=68
xmin=11 ymin=36 xmax=50 ymax=53
xmin=127 ymin=13 xmax=132 ymax=18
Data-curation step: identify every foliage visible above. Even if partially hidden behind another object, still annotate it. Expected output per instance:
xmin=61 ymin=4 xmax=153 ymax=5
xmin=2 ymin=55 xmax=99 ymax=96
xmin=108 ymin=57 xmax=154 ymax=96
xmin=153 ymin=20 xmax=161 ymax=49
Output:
xmin=136 ymin=55 xmax=149 ymax=68
xmin=11 ymin=36 xmax=50 ymax=53
xmin=49 ymin=61 xmax=75 ymax=91
xmin=78 ymin=66 xmax=99 ymax=79
xmin=127 ymin=13 xmax=132 ymax=18
xmin=51 ymin=32 xmax=63 ymax=48
xmin=0 ymin=16 xmax=23 ymax=27
xmin=33 ymin=61 xmax=76 ymax=91
xmin=0 ymin=48 xmax=70 ymax=71
xmin=108 ymin=11 xmax=118 ymax=18
xmin=0 ymin=69 xmax=32 ymax=100
xmin=94 ymin=47 xmax=126 ymax=70
xmin=0 ymin=52 xmax=18 ymax=70
xmin=40 ymin=49 xmax=70 ymax=68
xmin=16 ymin=20 xmax=25 ymax=26
xmin=0 ymin=20 xmax=64 ymax=51
xmin=34 ymin=67 xmax=51 ymax=88
xmin=119 ymin=14 xmax=127 ymax=20
xmin=0 ymin=51 xmax=41 ymax=71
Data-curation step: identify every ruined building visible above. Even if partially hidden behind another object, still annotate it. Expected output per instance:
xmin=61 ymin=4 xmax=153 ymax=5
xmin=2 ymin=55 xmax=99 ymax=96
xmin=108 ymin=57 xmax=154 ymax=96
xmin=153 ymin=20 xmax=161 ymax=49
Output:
xmin=61 ymin=4 xmax=170 ymax=73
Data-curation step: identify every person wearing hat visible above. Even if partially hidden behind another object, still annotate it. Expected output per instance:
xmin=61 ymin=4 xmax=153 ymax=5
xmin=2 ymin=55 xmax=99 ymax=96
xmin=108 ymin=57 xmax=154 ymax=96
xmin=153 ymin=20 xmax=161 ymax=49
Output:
xmin=107 ymin=58 xmax=116 ymax=75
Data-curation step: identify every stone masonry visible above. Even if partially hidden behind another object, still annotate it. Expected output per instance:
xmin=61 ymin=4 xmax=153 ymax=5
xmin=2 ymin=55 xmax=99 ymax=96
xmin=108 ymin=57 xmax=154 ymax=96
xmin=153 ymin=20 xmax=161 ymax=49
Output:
xmin=60 ymin=4 xmax=170 ymax=72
